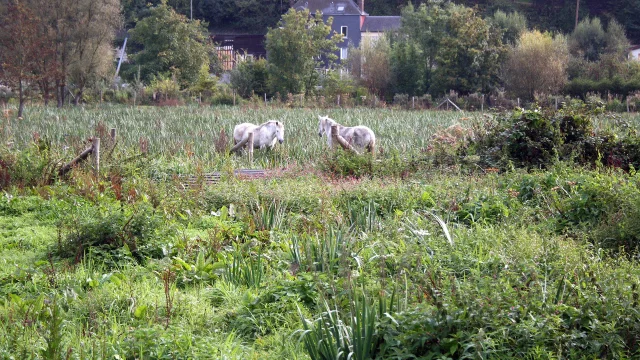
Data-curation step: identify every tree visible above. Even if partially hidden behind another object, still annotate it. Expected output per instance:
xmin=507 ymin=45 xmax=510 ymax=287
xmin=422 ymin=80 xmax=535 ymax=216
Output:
xmin=201 ymin=0 xmax=285 ymax=33
xmin=502 ymin=30 xmax=569 ymax=100
xmin=362 ymin=0 xmax=416 ymax=16
xmin=265 ymin=8 xmax=342 ymax=96
xmin=0 ymin=1 xmax=43 ymax=117
xmin=567 ymin=17 xmax=631 ymax=81
xmin=396 ymin=2 xmax=449 ymax=95
xmin=603 ymin=20 xmax=630 ymax=61
xmin=583 ymin=0 xmax=640 ymax=44
xmin=569 ymin=17 xmax=606 ymax=62
xmin=491 ymin=10 xmax=527 ymax=45
xmin=230 ymin=57 xmax=268 ymax=98
xmin=66 ymin=0 xmax=121 ymax=104
xmin=430 ymin=6 xmax=506 ymax=95
xmin=392 ymin=1 xmax=505 ymax=97
xmin=347 ymin=35 xmax=392 ymax=98
xmin=389 ymin=37 xmax=423 ymax=96
xmin=128 ymin=0 xmax=212 ymax=87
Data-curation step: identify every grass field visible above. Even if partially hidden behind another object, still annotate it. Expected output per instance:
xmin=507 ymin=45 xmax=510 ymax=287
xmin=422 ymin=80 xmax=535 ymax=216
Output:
xmin=2 ymin=104 xmax=486 ymax=167
xmin=1 ymin=105 xmax=640 ymax=359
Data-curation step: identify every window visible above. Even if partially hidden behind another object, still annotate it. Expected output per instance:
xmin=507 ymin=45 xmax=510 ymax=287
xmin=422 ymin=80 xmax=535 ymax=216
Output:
xmin=337 ymin=5 xmax=345 ymax=12
xmin=340 ymin=47 xmax=348 ymax=60
xmin=341 ymin=26 xmax=348 ymax=38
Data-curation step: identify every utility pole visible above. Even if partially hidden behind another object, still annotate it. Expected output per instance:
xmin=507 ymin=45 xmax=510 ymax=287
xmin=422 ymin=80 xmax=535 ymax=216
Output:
xmin=190 ymin=0 xmax=193 ymax=20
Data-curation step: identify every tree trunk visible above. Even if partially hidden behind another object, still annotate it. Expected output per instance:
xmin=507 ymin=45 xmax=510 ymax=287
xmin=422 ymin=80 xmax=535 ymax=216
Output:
xmin=17 ymin=79 xmax=25 ymax=118
xmin=58 ymin=83 xmax=66 ymax=108
xmin=56 ymin=79 xmax=63 ymax=108
xmin=41 ymin=79 xmax=51 ymax=106
xmin=74 ymin=89 xmax=82 ymax=106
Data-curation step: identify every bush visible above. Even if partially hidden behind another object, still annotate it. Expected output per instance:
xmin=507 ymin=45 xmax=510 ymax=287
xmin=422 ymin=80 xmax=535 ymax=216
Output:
xmin=320 ymin=149 xmax=375 ymax=179
xmin=229 ymin=57 xmax=268 ymax=98
xmin=0 ymin=140 xmax=57 ymax=190
xmin=565 ymin=77 xmax=640 ymax=100
xmin=320 ymin=149 xmax=422 ymax=179
xmin=465 ymin=107 xmax=563 ymax=168
xmin=461 ymin=103 xmax=640 ymax=170
xmin=211 ymin=86 xmax=235 ymax=105
xmin=58 ymin=201 xmax=173 ymax=264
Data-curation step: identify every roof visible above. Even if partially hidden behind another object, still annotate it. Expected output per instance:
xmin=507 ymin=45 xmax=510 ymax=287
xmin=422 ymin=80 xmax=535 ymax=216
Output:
xmin=361 ymin=16 xmax=401 ymax=32
xmin=630 ymin=45 xmax=640 ymax=51
xmin=291 ymin=0 xmax=366 ymax=16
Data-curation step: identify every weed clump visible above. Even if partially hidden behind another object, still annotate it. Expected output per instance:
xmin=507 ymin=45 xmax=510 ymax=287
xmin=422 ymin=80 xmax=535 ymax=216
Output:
xmin=58 ymin=202 xmax=172 ymax=264
xmin=0 ymin=140 xmax=57 ymax=190
xmin=320 ymin=149 xmax=421 ymax=179
xmin=462 ymin=101 xmax=640 ymax=170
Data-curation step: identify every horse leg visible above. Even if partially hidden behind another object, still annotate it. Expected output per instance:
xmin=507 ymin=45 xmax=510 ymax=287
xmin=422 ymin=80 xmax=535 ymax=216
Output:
xmin=367 ymin=139 xmax=376 ymax=157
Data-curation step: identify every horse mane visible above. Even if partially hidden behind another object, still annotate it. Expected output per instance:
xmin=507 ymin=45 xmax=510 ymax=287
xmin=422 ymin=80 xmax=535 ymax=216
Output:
xmin=261 ymin=120 xmax=283 ymax=129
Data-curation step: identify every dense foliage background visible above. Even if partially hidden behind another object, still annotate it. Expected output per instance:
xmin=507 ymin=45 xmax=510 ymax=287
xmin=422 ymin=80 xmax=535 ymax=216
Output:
xmin=3 ymin=0 xmax=640 ymax=112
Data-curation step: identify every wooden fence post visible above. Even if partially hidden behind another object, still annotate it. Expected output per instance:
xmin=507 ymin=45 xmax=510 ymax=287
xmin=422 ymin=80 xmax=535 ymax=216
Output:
xmin=481 ymin=94 xmax=484 ymax=113
xmin=92 ymin=137 xmax=100 ymax=176
xmin=331 ymin=124 xmax=360 ymax=154
xmin=412 ymin=96 xmax=415 ymax=109
xmin=331 ymin=125 xmax=338 ymax=150
xmin=337 ymin=94 xmax=340 ymax=107
xmin=247 ymin=131 xmax=254 ymax=163
xmin=110 ymin=128 xmax=116 ymax=142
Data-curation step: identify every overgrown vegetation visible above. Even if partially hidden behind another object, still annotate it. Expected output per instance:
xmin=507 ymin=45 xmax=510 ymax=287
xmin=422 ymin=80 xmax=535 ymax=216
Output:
xmin=463 ymin=101 xmax=640 ymax=170
xmin=1 ymin=106 xmax=640 ymax=358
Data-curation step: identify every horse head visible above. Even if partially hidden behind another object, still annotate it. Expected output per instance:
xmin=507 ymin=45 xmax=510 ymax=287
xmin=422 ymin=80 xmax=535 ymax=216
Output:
xmin=318 ymin=115 xmax=333 ymax=137
xmin=272 ymin=121 xmax=284 ymax=144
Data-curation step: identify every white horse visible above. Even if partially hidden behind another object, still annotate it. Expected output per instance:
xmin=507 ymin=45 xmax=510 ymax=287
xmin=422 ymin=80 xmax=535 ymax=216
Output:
xmin=231 ymin=120 xmax=284 ymax=152
xmin=317 ymin=115 xmax=376 ymax=154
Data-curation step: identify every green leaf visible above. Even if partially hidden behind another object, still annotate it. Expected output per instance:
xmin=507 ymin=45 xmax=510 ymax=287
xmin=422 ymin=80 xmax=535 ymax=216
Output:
xmin=134 ymin=305 xmax=148 ymax=319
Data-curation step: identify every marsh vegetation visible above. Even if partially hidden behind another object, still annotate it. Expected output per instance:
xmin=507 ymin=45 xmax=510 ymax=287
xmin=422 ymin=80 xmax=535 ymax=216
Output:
xmin=1 ymin=104 xmax=640 ymax=359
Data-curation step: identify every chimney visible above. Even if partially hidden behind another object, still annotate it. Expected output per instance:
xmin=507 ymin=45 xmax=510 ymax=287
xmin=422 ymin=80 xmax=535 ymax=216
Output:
xmin=360 ymin=0 xmax=364 ymax=13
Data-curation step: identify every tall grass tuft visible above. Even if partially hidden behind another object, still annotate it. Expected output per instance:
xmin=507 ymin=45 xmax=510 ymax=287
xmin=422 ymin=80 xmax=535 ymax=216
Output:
xmin=296 ymin=288 xmax=393 ymax=360
xmin=346 ymin=200 xmax=380 ymax=233
xmin=288 ymin=228 xmax=350 ymax=273
xmin=296 ymin=301 xmax=350 ymax=360
xmin=251 ymin=199 xmax=287 ymax=231
xmin=222 ymin=244 xmax=264 ymax=288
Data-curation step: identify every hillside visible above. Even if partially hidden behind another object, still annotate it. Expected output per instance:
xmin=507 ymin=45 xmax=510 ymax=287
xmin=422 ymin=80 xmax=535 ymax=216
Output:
xmin=121 ymin=0 xmax=640 ymax=42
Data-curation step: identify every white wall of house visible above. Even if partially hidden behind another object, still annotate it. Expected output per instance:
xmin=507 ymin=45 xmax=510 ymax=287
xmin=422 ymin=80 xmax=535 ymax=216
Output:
xmin=630 ymin=48 xmax=640 ymax=61
xmin=360 ymin=32 xmax=383 ymax=48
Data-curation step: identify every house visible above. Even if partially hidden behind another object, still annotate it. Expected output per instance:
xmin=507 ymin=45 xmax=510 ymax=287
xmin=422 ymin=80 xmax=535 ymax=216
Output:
xmin=212 ymin=34 xmax=268 ymax=71
xmin=291 ymin=0 xmax=400 ymax=62
xmin=630 ymin=45 xmax=640 ymax=61
xmin=361 ymin=16 xmax=401 ymax=47
xmin=211 ymin=0 xmax=400 ymax=70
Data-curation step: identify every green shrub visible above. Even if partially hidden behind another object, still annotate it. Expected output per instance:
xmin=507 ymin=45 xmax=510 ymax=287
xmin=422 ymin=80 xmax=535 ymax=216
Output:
xmin=229 ymin=58 xmax=269 ymax=98
xmin=462 ymin=103 xmax=640 ymax=170
xmin=455 ymin=193 xmax=513 ymax=225
xmin=320 ymin=149 xmax=374 ymax=178
xmin=0 ymin=141 xmax=57 ymax=189
xmin=320 ymin=149 xmax=421 ymax=179
xmin=59 ymin=201 xmax=173 ymax=264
